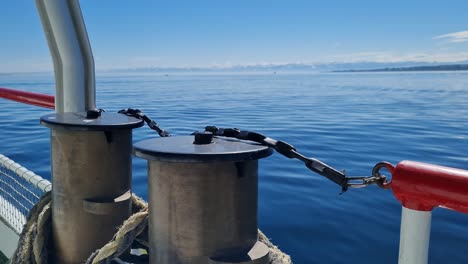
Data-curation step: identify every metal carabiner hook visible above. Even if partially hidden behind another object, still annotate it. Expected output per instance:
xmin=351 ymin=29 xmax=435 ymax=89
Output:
xmin=371 ymin=161 xmax=395 ymax=190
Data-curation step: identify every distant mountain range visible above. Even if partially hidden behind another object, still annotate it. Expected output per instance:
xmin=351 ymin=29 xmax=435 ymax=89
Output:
xmin=108 ymin=61 xmax=468 ymax=74
xmin=334 ymin=63 xmax=468 ymax=72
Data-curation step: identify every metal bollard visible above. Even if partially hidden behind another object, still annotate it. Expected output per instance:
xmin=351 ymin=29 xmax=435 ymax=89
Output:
xmin=41 ymin=112 xmax=143 ymax=264
xmin=134 ymin=133 xmax=273 ymax=264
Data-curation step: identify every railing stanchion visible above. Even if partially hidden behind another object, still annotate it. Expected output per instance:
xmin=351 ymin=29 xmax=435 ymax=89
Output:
xmin=390 ymin=160 xmax=468 ymax=264
xmin=36 ymin=0 xmax=95 ymax=113
xmin=398 ymin=207 xmax=431 ymax=264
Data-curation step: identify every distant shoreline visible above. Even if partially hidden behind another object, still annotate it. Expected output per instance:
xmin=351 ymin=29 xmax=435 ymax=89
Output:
xmin=3 ymin=63 xmax=468 ymax=75
xmin=333 ymin=64 xmax=468 ymax=72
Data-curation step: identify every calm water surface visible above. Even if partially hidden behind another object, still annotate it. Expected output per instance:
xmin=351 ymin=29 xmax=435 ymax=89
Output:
xmin=1 ymin=72 xmax=467 ymax=263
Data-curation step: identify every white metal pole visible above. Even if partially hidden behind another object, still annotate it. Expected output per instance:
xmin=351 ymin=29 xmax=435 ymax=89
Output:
xmin=398 ymin=206 xmax=432 ymax=264
xmin=36 ymin=0 xmax=96 ymax=113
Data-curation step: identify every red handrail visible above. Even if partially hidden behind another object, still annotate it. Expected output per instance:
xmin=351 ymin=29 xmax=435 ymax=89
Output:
xmin=391 ymin=161 xmax=468 ymax=213
xmin=0 ymin=87 xmax=54 ymax=109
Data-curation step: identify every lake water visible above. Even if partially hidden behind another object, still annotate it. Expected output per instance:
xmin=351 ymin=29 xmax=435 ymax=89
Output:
xmin=1 ymin=71 xmax=467 ymax=263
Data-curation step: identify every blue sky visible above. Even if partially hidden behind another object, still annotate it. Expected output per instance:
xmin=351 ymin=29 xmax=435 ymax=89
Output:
xmin=1 ymin=0 xmax=468 ymax=72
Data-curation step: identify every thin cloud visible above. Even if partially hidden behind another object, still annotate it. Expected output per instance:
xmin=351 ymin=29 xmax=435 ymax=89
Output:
xmin=329 ymin=51 xmax=468 ymax=63
xmin=433 ymin=31 xmax=468 ymax=43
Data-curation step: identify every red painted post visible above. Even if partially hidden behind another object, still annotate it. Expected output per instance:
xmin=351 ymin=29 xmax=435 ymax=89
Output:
xmin=0 ymin=87 xmax=54 ymax=109
xmin=390 ymin=161 xmax=468 ymax=264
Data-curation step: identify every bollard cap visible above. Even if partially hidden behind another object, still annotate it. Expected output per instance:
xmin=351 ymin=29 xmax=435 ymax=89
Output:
xmin=40 ymin=112 xmax=144 ymax=131
xmin=133 ymin=136 xmax=273 ymax=162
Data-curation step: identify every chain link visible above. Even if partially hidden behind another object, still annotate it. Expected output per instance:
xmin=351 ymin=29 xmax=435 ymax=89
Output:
xmin=204 ymin=126 xmax=393 ymax=193
xmin=118 ymin=108 xmax=170 ymax=137
xmin=112 ymin=111 xmax=394 ymax=193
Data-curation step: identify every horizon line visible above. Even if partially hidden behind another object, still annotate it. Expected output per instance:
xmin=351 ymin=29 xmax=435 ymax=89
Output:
xmin=2 ymin=60 xmax=468 ymax=75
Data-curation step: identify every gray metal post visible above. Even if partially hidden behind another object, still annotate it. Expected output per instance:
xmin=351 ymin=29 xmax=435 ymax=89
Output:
xmin=134 ymin=135 xmax=273 ymax=264
xmin=36 ymin=0 xmax=95 ymax=113
xmin=398 ymin=206 xmax=432 ymax=264
xmin=35 ymin=1 xmax=141 ymax=263
xmin=41 ymin=113 xmax=143 ymax=263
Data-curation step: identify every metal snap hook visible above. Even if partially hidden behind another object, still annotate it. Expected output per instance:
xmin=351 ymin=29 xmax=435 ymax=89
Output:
xmin=372 ymin=161 xmax=395 ymax=189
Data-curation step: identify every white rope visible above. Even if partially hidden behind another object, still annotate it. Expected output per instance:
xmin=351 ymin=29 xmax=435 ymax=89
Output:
xmin=9 ymin=192 xmax=292 ymax=264
xmin=86 ymin=195 xmax=149 ymax=264
xmin=259 ymin=231 xmax=293 ymax=264
xmin=85 ymin=194 xmax=292 ymax=263
xmin=10 ymin=192 xmax=51 ymax=264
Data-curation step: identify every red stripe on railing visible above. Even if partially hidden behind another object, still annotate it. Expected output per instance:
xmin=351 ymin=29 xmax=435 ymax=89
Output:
xmin=0 ymin=87 xmax=55 ymax=109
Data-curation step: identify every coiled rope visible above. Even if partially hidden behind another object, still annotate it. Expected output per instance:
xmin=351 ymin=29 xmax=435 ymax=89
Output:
xmin=10 ymin=192 xmax=51 ymax=264
xmin=9 ymin=193 xmax=292 ymax=264
xmin=86 ymin=195 xmax=149 ymax=264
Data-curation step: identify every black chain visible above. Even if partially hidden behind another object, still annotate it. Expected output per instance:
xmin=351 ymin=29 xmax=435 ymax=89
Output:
xmin=204 ymin=126 xmax=390 ymax=193
xmin=114 ymin=109 xmax=392 ymax=192
xmin=118 ymin=108 xmax=170 ymax=137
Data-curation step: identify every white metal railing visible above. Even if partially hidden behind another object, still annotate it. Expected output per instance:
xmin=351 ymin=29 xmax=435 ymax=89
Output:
xmin=0 ymin=154 xmax=51 ymax=234
xmin=385 ymin=160 xmax=468 ymax=264
xmin=36 ymin=0 xmax=96 ymax=113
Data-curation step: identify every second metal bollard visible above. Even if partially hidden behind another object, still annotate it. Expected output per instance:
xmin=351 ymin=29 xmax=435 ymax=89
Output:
xmin=134 ymin=133 xmax=273 ymax=264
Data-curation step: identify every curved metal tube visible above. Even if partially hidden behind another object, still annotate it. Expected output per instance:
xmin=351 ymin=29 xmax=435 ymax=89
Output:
xmin=36 ymin=0 xmax=95 ymax=113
